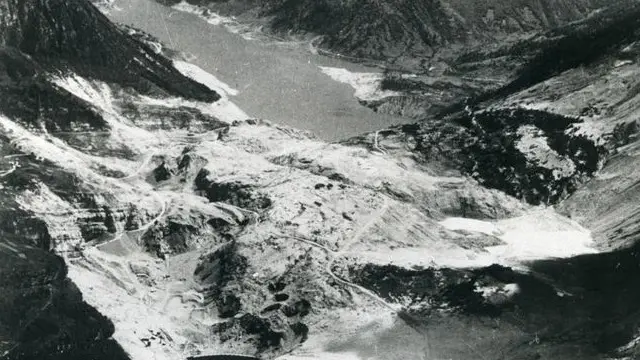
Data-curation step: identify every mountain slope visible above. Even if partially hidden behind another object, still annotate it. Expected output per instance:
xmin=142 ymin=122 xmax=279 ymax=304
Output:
xmin=158 ymin=0 xmax=613 ymax=64
xmin=0 ymin=243 xmax=130 ymax=360
xmin=3 ymin=0 xmax=640 ymax=360
xmin=0 ymin=0 xmax=220 ymax=101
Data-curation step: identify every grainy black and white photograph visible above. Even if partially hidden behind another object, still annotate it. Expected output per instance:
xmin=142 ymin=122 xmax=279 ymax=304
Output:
xmin=1 ymin=0 xmax=639 ymax=359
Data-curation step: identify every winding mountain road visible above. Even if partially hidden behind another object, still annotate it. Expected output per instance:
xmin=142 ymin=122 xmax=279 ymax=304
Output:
xmin=280 ymin=233 xmax=398 ymax=312
xmin=274 ymin=197 xmax=397 ymax=312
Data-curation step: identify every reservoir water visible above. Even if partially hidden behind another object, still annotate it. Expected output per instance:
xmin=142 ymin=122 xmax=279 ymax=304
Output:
xmin=107 ymin=0 xmax=411 ymax=141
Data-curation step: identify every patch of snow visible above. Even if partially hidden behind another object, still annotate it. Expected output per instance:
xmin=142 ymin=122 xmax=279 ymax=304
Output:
xmin=172 ymin=2 xmax=255 ymax=39
xmin=67 ymin=252 xmax=182 ymax=360
xmin=147 ymin=41 xmax=163 ymax=54
xmin=0 ymin=115 xmax=102 ymax=182
xmin=93 ymin=0 xmax=121 ymax=14
xmin=355 ymin=247 xmax=490 ymax=269
xmin=617 ymin=331 xmax=640 ymax=353
xmin=172 ymin=1 xmax=234 ymax=26
xmin=439 ymin=217 xmax=499 ymax=235
xmin=595 ymin=171 xmax=620 ymax=181
xmin=15 ymin=182 xmax=86 ymax=251
xmin=488 ymin=208 xmax=597 ymax=262
xmin=173 ymin=60 xmax=239 ymax=96
xmin=506 ymin=100 xmax=554 ymax=113
xmin=51 ymin=74 xmax=115 ymax=112
xmin=318 ymin=66 xmax=401 ymax=102
xmin=137 ymin=95 xmax=248 ymax=124
xmin=439 ymin=208 xmax=597 ymax=266
xmin=615 ymin=59 xmax=634 ymax=68
xmin=50 ymin=74 xmax=166 ymax=154
xmin=475 ymin=283 xmax=520 ymax=299
xmin=503 ymin=283 xmax=520 ymax=295
xmin=515 ymin=125 xmax=577 ymax=179
xmin=0 ymin=112 xmax=143 ymax=188
xmin=52 ymin=72 xmax=247 ymax=126
xmin=570 ymin=120 xmax=609 ymax=146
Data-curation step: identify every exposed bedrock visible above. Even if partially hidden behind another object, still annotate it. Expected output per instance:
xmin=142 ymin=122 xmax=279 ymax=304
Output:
xmin=195 ymin=169 xmax=273 ymax=212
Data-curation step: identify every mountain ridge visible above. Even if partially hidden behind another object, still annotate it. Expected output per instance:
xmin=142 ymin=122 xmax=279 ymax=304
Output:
xmin=156 ymin=0 xmax=615 ymax=66
xmin=2 ymin=0 xmax=640 ymax=359
xmin=1 ymin=0 xmax=220 ymax=101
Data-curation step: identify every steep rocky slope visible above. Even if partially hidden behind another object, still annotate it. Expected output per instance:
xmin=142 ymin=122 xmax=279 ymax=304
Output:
xmin=3 ymin=0 xmax=640 ymax=360
xmin=361 ymin=0 xmax=640 ymax=213
xmin=153 ymin=0 xmax=640 ymax=132
xmin=477 ymin=1 xmax=640 ymax=249
xmin=155 ymin=0 xmax=613 ymax=66
xmin=0 ymin=243 xmax=130 ymax=360
xmin=0 ymin=0 xmax=219 ymax=101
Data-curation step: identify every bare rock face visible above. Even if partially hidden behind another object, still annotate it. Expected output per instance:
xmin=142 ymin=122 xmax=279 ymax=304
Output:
xmin=195 ymin=169 xmax=273 ymax=212
xmin=153 ymin=161 xmax=173 ymax=182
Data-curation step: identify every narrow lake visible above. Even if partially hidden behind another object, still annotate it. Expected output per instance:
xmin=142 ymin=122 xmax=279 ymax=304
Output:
xmin=107 ymin=0 xmax=411 ymax=141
